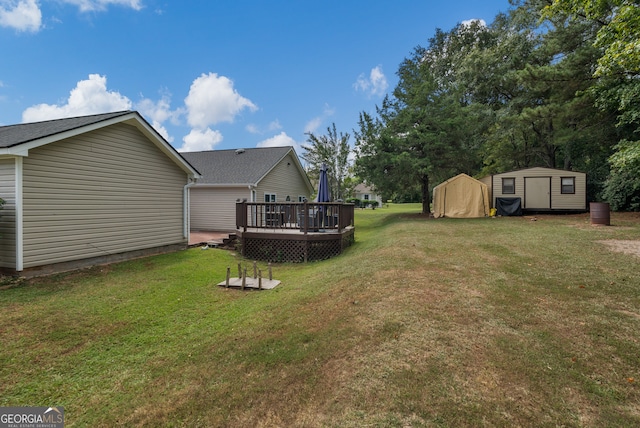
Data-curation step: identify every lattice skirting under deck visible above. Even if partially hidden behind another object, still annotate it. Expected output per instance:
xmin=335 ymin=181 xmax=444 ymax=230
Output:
xmin=239 ymin=229 xmax=354 ymax=263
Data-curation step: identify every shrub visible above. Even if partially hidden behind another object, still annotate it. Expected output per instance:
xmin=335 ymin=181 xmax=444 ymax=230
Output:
xmin=346 ymin=198 xmax=361 ymax=208
xmin=602 ymin=140 xmax=640 ymax=211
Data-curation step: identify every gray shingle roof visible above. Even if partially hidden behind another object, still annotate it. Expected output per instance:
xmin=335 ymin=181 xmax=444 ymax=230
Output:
xmin=181 ymin=147 xmax=296 ymax=185
xmin=0 ymin=111 xmax=132 ymax=148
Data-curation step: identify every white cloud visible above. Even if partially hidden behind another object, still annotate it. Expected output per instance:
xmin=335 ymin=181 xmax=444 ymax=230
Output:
xmin=268 ymin=120 xmax=282 ymax=131
xmin=60 ymin=0 xmax=143 ymax=12
xmin=354 ymin=65 xmax=388 ymax=97
xmin=21 ymin=74 xmax=180 ymax=141
xmin=135 ymin=90 xmax=180 ymax=127
xmin=18 ymin=70 xmax=262 ymax=151
xmin=246 ymin=124 xmax=259 ymax=134
xmin=179 ymin=128 xmax=223 ymax=152
xmin=461 ymin=19 xmax=486 ymax=27
xmin=1 ymin=0 xmax=143 ymax=33
xmin=304 ymin=117 xmax=322 ymax=135
xmin=304 ymin=104 xmax=335 ymax=134
xmin=22 ymin=74 xmax=131 ymax=122
xmin=246 ymin=119 xmax=281 ymax=135
xmin=150 ymin=120 xmax=172 ymax=143
xmin=257 ymin=131 xmax=297 ymax=149
xmin=0 ymin=0 xmax=42 ymax=32
xmin=184 ymin=72 xmax=257 ymax=129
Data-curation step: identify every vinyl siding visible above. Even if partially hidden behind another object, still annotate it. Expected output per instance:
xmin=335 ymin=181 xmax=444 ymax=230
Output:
xmin=485 ymin=167 xmax=586 ymax=210
xmin=255 ymin=153 xmax=312 ymax=202
xmin=190 ymin=187 xmax=251 ymax=232
xmin=354 ymin=191 xmax=382 ymax=203
xmin=0 ymin=158 xmax=17 ymax=268
xmin=549 ymin=175 xmax=586 ymax=210
xmin=188 ymin=152 xmax=311 ymax=232
xmin=21 ymin=123 xmax=188 ymax=268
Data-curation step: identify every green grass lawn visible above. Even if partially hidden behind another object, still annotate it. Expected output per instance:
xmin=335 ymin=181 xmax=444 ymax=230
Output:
xmin=1 ymin=205 xmax=639 ymax=427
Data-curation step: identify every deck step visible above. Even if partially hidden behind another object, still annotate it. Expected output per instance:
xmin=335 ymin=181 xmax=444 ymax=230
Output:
xmin=222 ymin=234 xmax=237 ymax=246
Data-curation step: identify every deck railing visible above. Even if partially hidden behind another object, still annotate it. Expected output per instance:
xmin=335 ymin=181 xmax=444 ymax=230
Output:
xmin=236 ymin=201 xmax=354 ymax=233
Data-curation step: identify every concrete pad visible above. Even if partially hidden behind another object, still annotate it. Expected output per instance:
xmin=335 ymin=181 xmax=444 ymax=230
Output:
xmin=217 ymin=277 xmax=281 ymax=290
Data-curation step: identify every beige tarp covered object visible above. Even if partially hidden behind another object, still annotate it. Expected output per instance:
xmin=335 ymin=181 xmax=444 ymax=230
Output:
xmin=432 ymin=173 xmax=490 ymax=218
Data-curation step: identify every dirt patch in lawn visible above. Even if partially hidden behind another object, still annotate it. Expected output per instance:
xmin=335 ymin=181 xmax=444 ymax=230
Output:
xmin=599 ymin=240 xmax=640 ymax=258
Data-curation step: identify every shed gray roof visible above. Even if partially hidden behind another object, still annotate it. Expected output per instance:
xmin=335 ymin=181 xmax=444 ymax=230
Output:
xmin=181 ymin=147 xmax=308 ymax=186
xmin=0 ymin=111 xmax=131 ymax=148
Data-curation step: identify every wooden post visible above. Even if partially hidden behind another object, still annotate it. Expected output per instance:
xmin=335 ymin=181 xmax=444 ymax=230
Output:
xmin=303 ymin=199 xmax=308 ymax=234
xmin=268 ymin=263 xmax=273 ymax=281
xmin=225 ymin=267 xmax=230 ymax=288
xmin=253 ymin=260 xmax=257 ymax=278
xmin=242 ymin=268 xmax=247 ymax=290
xmin=237 ymin=263 xmax=242 ymax=279
xmin=258 ymin=269 xmax=262 ymax=290
xmin=242 ymin=200 xmax=248 ymax=232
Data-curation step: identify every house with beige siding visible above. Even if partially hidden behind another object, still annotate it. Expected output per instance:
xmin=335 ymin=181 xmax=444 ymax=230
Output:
xmin=181 ymin=147 xmax=313 ymax=232
xmin=353 ymin=183 xmax=383 ymax=206
xmin=0 ymin=111 xmax=200 ymax=274
xmin=479 ymin=167 xmax=587 ymax=213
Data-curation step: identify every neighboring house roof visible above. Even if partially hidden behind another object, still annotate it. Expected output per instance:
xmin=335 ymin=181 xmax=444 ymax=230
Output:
xmin=181 ymin=146 xmax=313 ymax=190
xmin=0 ymin=110 xmax=200 ymax=178
xmin=354 ymin=183 xmax=375 ymax=194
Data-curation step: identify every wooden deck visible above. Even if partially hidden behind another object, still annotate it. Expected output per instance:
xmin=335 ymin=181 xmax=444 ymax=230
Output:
xmin=236 ymin=202 xmax=355 ymax=262
xmin=237 ymin=227 xmax=354 ymax=263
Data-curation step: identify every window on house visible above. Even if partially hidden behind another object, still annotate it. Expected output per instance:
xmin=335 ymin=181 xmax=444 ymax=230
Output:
xmin=364 ymin=194 xmax=370 ymax=200
xmin=561 ymin=177 xmax=575 ymax=194
xmin=264 ymin=193 xmax=276 ymax=213
xmin=502 ymin=178 xmax=515 ymax=194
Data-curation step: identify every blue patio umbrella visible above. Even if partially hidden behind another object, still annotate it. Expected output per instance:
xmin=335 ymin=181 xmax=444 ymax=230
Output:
xmin=315 ymin=163 xmax=331 ymax=228
xmin=316 ymin=163 xmax=331 ymax=203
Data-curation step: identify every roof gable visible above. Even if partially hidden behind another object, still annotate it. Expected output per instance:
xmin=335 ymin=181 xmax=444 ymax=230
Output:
xmin=0 ymin=111 xmax=131 ymax=148
xmin=354 ymin=183 xmax=376 ymax=193
xmin=0 ymin=111 xmax=200 ymax=178
xmin=484 ymin=167 xmax=586 ymax=178
xmin=182 ymin=147 xmax=311 ymax=190
xmin=435 ymin=173 xmax=486 ymax=189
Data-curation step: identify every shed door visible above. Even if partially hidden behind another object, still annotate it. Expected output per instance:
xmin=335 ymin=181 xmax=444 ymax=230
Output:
xmin=524 ymin=177 xmax=551 ymax=209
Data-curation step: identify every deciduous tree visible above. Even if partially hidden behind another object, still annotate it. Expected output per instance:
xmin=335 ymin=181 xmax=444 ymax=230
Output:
xmin=302 ymin=123 xmax=351 ymax=201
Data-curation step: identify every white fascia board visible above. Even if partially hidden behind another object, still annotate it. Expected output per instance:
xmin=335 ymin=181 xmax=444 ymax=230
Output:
xmin=0 ymin=148 xmax=29 ymax=157
xmin=192 ymin=183 xmax=255 ymax=188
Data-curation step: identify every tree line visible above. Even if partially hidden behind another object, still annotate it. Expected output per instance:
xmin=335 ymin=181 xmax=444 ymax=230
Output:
xmin=304 ymin=0 xmax=639 ymax=212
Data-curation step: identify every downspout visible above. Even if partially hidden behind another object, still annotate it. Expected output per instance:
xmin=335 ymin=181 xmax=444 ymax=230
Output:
xmin=183 ymin=180 xmax=197 ymax=240
xmin=15 ymin=157 xmax=23 ymax=272
xmin=248 ymin=184 xmax=256 ymax=227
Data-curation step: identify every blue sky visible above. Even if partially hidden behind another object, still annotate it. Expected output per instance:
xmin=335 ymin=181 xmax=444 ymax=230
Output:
xmin=1 ymin=0 xmax=512 ymax=154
